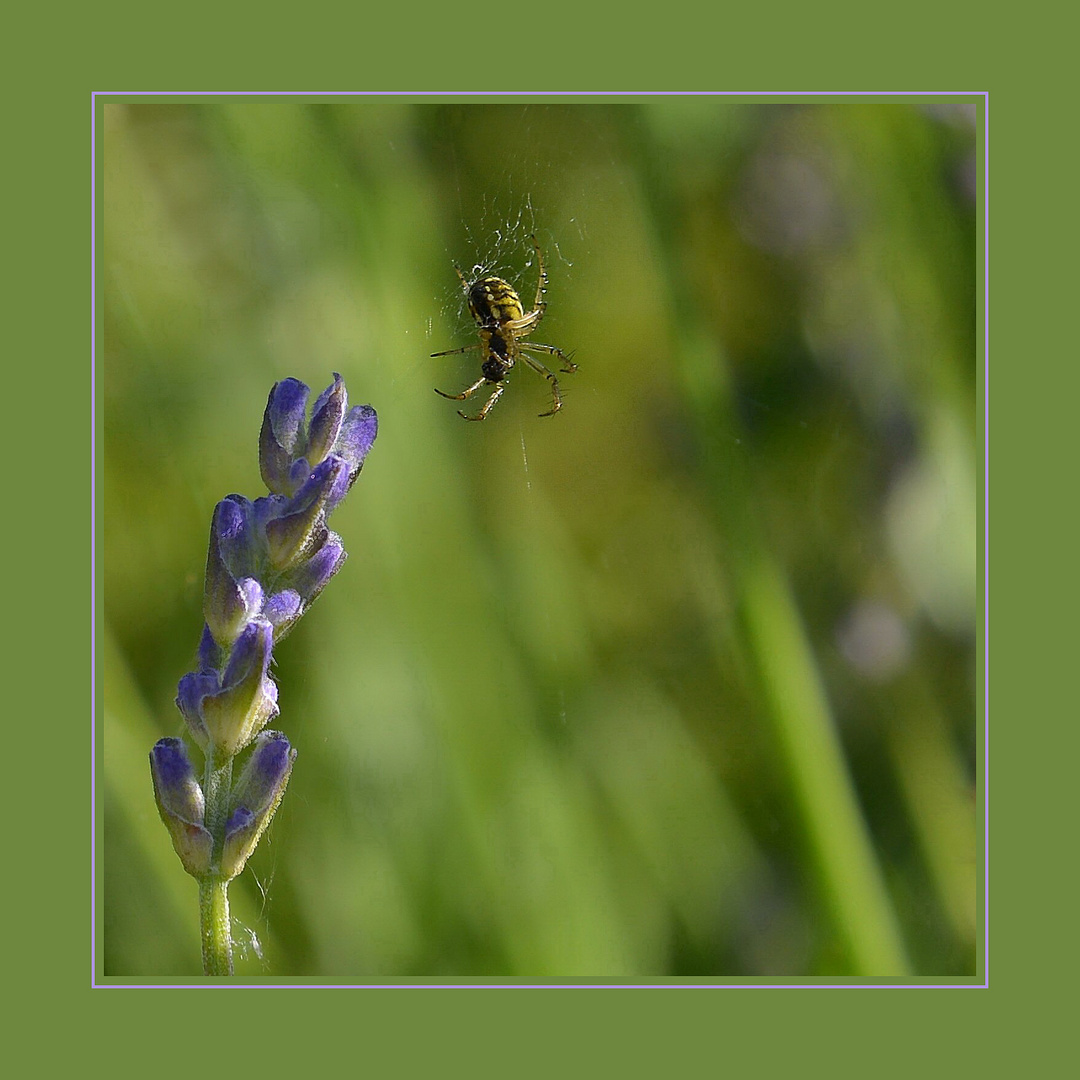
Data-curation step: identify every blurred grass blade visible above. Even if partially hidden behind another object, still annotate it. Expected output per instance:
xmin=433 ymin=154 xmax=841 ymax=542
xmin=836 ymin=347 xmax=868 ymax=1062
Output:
xmin=743 ymin=552 xmax=909 ymax=974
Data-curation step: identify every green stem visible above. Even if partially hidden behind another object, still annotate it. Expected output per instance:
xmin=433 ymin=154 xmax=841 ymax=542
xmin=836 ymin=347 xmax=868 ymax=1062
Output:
xmin=199 ymin=877 xmax=233 ymax=976
xmin=199 ymin=750 xmax=235 ymax=976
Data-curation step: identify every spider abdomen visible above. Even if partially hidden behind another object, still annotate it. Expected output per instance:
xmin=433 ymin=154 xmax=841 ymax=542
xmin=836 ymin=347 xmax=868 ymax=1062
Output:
xmin=482 ymin=355 xmax=512 ymax=383
xmin=469 ymin=277 xmax=525 ymax=326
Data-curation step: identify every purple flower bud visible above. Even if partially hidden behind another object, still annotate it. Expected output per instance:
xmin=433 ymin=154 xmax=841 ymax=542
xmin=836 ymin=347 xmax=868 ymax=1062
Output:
xmin=203 ymin=498 xmax=266 ymax=647
xmin=336 ymin=403 xmax=379 ymax=480
xmin=195 ymin=620 xmax=280 ymax=757
xmin=264 ymin=588 xmax=303 ymax=636
xmin=197 ymin=623 xmax=223 ymax=674
xmin=322 ymin=458 xmax=356 ymax=516
xmin=176 ymin=668 xmax=217 ymax=748
xmin=264 ymin=457 xmax=346 ymax=571
xmin=287 ymin=458 xmax=312 ymax=494
xmin=150 ymin=739 xmax=213 ymax=878
xmin=220 ymin=731 xmax=296 ymax=880
xmin=287 ymin=534 xmax=347 ymax=607
xmin=305 ymin=373 xmax=347 ymax=468
xmin=215 ymin=496 xmax=260 ymax=577
xmin=232 ymin=730 xmax=295 ymax=815
xmin=260 ymin=379 xmax=310 ymax=495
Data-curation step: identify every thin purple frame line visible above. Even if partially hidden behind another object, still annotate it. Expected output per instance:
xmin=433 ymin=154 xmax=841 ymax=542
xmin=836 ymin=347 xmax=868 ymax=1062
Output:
xmin=91 ymin=92 xmax=98 ymax=988
xmin=91 ymin=90 xmax=985 ymax=98
xmin=983 ymin=91 xmax=990 ymax=985
xmin=95 ymin=90 xmax=989 ymax=989
xmin=102 ymin=980 xmax=980 ymax=989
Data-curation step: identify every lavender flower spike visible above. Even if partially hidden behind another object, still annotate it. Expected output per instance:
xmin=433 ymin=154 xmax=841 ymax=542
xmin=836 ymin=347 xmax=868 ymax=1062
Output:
xmin=154 ymin=375 xmax=377 ymax=974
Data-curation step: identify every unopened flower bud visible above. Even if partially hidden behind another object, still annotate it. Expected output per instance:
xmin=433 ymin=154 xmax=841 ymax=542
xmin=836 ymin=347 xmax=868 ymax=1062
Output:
xmin=287 ymin=534 xmax=347 ymax=608
xmin=220 ymin=731 xmax=296 ymax=880
xmin=305 ymin=373 xmax=348 ymax=468
xmin=150 ymin=739 xmax=213 ymax=878
xmin=260 ymin=379 xmax=310 ymax=496
xmin=263 ymin=588 xmax=303 ymax=638
xmin=178 ymin=620 xmax=279 ymax=758
xmin=264 ymin=457 xmax=346 ymax=571
xmin=335 ymin=403 xmax=379 ymax=484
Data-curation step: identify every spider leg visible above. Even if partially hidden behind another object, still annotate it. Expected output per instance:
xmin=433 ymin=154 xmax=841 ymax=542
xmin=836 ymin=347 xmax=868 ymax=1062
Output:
xmin=459 ymin=383 xmax=505 ymax=421
xmin=435 ymin=376 xmax=488 ymax=401
xmin=505 ymin=310 xmax=542 ymax=334
xmin=526 ymin=233 xmax=547 ymax=319
xmin=431 ymin=343 xmax=482 ymax=358
xmin=520 ymin=353 xmax=566 ymax=417
xmin=521 ymin=341 xmax=578 ymax=374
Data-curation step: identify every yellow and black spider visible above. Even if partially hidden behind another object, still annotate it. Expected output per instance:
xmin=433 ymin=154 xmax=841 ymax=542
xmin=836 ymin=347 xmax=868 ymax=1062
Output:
xmin=432 ymin=235 xmax=577 ymax=421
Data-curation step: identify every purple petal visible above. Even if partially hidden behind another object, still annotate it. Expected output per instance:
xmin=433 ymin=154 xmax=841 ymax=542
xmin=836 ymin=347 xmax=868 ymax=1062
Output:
xmin=290 ymin=456 xmax=339 ymax=509
xmin=150 ymin=738 xmax=204 ymax=821
xmin=205 ymin=501 xmax=264 ymax=645
xmin=287 ymin=458 xmax=312 ymax=495
xmin=219 ymin=731 xmax=296 ymax=880
xmin=322 ymin=455 xmax=355 ymax=515
xmin=220 ymin=620 xmax=273 ymax=694
xmin=264 ymin=458 xmax=345 ymax=569
xmin=176 ymin=670 xmax=218 ymax=747
xmin=306 ymin=373 xmax=347 ymax=467
xmin=288 ymin=534 xmax=346 ymax=605
xmin=265 ymin=379 xmax=309 ymax=453
xmin=336 ymin=404 xmax=378 ymax=476
xmin=215 ymin=496 xmax=257 ymax=578
xmin=150 ymin=739 xmax=213 ymax=877
xmin=197 ymin=623 xmax=222 ymax=673
xmin=260 ymin=379 xmax=310 ymax=493
xmin=200 ymin=620 xmax=279 ymax=756
xmin=234 ymin=731 xmax=295 ymax=814
xmin=252 ymin=493 xmax=288 ymax=532
xmin=224 ymin=805 xmax=256 ymax=839
xmin=264 ymin=588 xmax=302 ymax=627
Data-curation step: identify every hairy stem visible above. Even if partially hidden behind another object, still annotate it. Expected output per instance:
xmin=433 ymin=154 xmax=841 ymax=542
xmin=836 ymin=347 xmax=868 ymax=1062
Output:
xmin=199 ymin=878 xmax=232 ymax=976
xmin=200 ymin=750 xmax=235 ymax=976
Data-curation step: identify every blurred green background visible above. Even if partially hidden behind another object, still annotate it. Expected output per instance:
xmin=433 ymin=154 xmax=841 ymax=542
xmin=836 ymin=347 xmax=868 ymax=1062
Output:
xmin=102 ymin=99 xmax=978 ymax=978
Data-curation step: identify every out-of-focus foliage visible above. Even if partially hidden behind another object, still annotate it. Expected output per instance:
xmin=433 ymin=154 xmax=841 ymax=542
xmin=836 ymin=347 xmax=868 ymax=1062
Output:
xmin=102 ymin=100 xmax=978 ymax=977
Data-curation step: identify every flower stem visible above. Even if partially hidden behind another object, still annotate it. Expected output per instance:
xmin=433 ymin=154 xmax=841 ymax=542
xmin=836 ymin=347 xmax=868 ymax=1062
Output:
xmin=199 ymin=877 xmax=233 ymax=975
xmin=200 ymin=750 xmax=235 ymax=976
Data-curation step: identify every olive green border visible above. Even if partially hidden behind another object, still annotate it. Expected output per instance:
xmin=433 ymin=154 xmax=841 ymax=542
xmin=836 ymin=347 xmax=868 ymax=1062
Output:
xmin=20 ymin=2 xmax=1013 ymax=1069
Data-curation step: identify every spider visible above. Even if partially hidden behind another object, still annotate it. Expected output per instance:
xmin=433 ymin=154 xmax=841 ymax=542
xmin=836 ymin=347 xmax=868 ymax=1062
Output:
xmin=432 ymin=234 xmax=577 ymax=421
